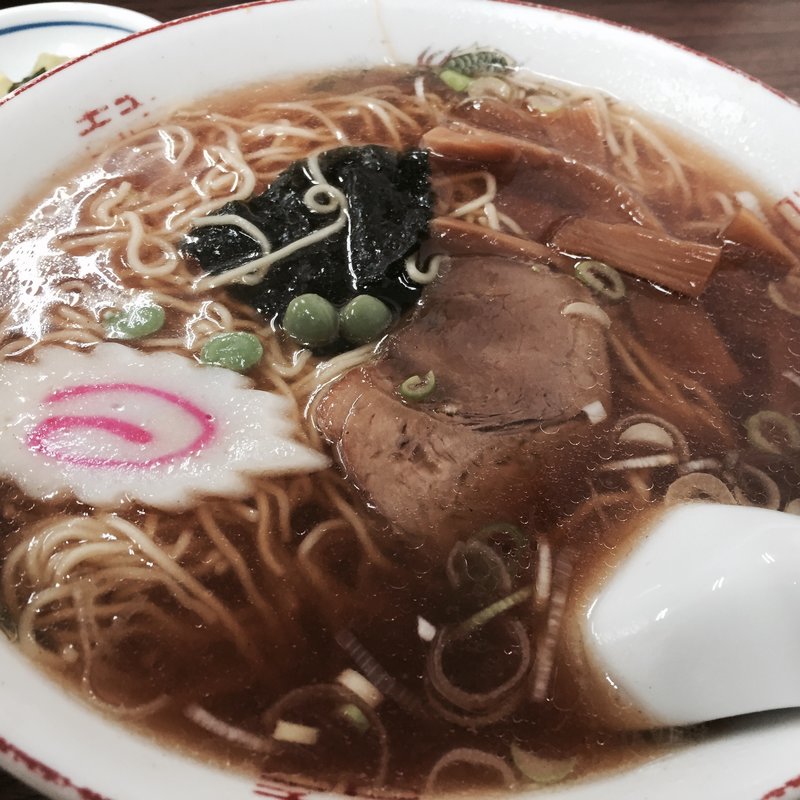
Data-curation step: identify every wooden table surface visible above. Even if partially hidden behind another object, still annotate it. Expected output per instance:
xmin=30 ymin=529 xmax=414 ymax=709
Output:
xmin=0 ymin=0 xmax=798 ymax=798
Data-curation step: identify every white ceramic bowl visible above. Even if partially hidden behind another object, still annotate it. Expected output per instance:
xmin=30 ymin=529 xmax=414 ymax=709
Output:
xmin=0 ymin=2 xmax=799 ymax=799
xmin=0 ymin=2 xmax=158 ymax=84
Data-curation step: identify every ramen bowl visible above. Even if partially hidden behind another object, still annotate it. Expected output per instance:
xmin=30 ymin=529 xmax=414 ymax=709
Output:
xmin=0 ymin=1 xmax=799 ymax=799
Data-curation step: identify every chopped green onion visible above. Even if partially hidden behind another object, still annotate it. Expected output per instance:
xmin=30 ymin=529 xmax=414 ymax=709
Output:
xmin=619 ymin=421 xmax=674 ymax=450
xmin=600 ymin=453 xmax=679 ymax=472
xmin=417 ymin=615 xmax=437 ymax=642
xmin=335 ymin=629 xmax=430 ymax=718
xmin=453 ymin=586 xmax=532 ymax=639
xmin=477 ymin=522 xmax=527 ymax=552
xmin=439 ymin=69 xmax=472 ymax=92
xmin=733 ymin=463 xmax=781 ymax=510
xmin=336 ymin=668 xmax=383 ymax=708
xmin=200 ymin=331 xmax=263 ymax=372
xmin=746 ymin=410 xmax=800 ymax=455
xmin=447 ymin=538 xmax=512 ymax=598
xmin=338 ymin=295 xmax=392 ymax=345
xmin=336 ymin=703 xmax=371 ymax=734
xmin=282 ymin=293 xmax=339 ymax=348
xmin=785 ymin=498 xmax=800 ymax=515
xmin=511 ymin=744 xmax=577 ymax=784
xmin=103 ymin=303 xmax=165 ymax=340
xmin=477 ymin=522 xmax=530 ymax=571
xmin=581 ymin=400 xmax=609 ymax=425
xmin=425 ymin=747 xmax=517 ymax=795
xmin=467 ymin=76 xmax=512 ymax=101
xmin=664 ymin=473 xmax=736 ymax=507
xmin=399 ymin=370 xmax=436 ymax=401
xmin=768 ymin=277 xmax=800 ymax=316
xmin=272 ymin=719 xmax=319 ymax=745
xmin=526 ymin=94 xmax=565 ymax=115
xmin=475 ymin=522 xmax=529 ymax=577
xmin=575 ymin=260 xmax=626 ymax=301
xmin=186 ymin=704 xmax=272 ymax=752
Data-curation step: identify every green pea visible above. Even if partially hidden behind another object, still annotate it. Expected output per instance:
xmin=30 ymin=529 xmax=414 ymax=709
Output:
xmin=103 ymin=303 xmax=165 ymax=340
xmin=283 ymin=294 xmax=339 ymax=348
xmin=200 ymin=332 xmax=263 ymax=372
xmin=339 ymin=295 xmax=392 ymax=345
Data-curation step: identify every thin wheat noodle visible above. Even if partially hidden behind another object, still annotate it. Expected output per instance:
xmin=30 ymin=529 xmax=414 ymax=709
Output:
xmin=195 ymin=506 xmax=285 ymax=630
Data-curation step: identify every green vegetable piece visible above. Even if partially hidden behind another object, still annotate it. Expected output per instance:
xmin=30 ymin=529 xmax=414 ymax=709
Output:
xmin=446 ymin=538 xmax=511 ymax=599
xmin=476 ymin=522 xmax=529 ymax=576
xmin=526 ymin=94 xmax=565 ymax=115
xmin=746 ymin=410 xmax=800 ymax=456
xmin=200 ymin=332 xmax=263 ymax=373
xmin=477 ymin=522 xmax=527 ymax=552
xmin=399 ymin=370 xmax=436 ymax=401
xmin=575 ymin=260 xmax=626 ymax=301
xmin=32 ymin=53 xmax=69 ymax=73
xmin=103 ymin=303 xmax=165 ymax=340
xmin=336 ymin=703 xmax=371 ymax=734
xmin=283 ymin=294 xmax=339 ymax=348
xmin=453 ymin=586 xmax=533 ymax=639
xmin=511 ymin=744 xmax=577 ymax=785
xmin=7 ymin=67 xmax=45 ymax=94
xmin=339 ymin=295 xmax=393 ymax=344
xmin=439 ymin=68 xmax=472 ymax=92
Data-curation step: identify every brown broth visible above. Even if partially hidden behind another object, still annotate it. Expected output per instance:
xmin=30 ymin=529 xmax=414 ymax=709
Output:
xmin=0 ymin=66 xmax=798 ymax=797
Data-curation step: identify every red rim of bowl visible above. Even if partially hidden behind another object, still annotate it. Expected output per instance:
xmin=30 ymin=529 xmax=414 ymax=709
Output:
xmin=0 ymin=2 xmax=798 ymax=799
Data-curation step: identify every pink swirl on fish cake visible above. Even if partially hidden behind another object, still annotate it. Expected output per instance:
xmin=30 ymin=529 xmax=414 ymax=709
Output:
xmin=26 ymin=382 xmax=216 ymax=469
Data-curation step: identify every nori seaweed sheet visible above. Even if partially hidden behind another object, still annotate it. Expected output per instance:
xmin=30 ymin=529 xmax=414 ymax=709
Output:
xmin=181 ymin=145 xmax=433 ymax=320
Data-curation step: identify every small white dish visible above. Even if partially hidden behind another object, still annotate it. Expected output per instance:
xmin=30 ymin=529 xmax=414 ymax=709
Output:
xmin=0 ymin=2 xmax=158 ymax=85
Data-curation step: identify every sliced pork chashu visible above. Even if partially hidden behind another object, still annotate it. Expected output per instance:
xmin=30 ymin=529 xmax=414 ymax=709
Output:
xmin=314 ymin=257 xmax=611 ymax=544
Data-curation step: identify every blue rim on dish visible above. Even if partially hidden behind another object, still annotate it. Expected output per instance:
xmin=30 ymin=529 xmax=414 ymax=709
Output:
xmin=0 ymin=20 xmax=136 ymax=37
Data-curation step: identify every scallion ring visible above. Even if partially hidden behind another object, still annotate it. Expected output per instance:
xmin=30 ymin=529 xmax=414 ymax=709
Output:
xmin=399 ymin=370 xmax=435 ymax=401
xmin=510 ymin=745 xmax=578 ymax=785
xmin=785 ymin=498 xmax=800 ymax=515
xmin=746 ymin=410 xmax=800 ymax=456
xmin=445 ymin=539 xmax=512 ymax=596
xmin=475 ymin=522 xmax=530 ymax=576
xmin=336 ymin=703 xmax=371 ymax=734
xmin=452 ymin=586 xmax=533 ymax=639
xmin=439 ymin=69 xmax=472 ymax=92
xmin=575 ymin=260 xmax=626 ymax=301
xmin=477 ymin=522 xmax=528 ymax=552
